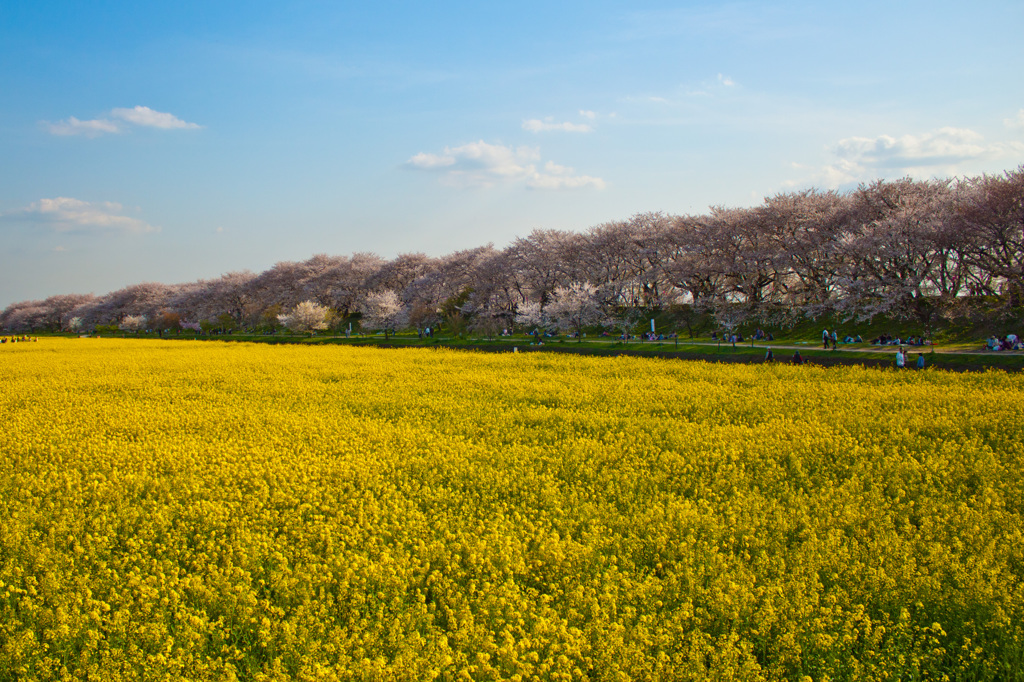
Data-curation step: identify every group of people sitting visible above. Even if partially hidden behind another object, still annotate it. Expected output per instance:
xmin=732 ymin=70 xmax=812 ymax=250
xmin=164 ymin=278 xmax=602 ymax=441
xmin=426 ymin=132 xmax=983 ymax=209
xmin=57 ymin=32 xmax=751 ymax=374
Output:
xmin=1 ymin=336 xmax=36 ymax=344
xmin=985 ymin=333 xmax=1022 ymax=351
xmin=870 ymin=333 xmax=928 ymax=347
xmin=711 ymin=331 xmax=745 ymax=344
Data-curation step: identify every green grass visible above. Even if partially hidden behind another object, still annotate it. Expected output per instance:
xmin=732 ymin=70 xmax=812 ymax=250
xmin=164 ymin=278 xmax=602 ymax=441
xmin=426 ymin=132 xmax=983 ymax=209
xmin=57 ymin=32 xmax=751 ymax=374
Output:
xmin=37 ymin=305 xmax=1024 ymax=372
xmin=43 ymin=329 xmax=1021 ymax=372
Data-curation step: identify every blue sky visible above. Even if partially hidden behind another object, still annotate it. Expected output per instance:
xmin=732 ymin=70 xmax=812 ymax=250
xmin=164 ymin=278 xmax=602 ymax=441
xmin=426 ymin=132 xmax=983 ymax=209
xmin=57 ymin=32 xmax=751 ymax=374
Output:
xmin=1 ymin=0 xmax=1022 ymax=308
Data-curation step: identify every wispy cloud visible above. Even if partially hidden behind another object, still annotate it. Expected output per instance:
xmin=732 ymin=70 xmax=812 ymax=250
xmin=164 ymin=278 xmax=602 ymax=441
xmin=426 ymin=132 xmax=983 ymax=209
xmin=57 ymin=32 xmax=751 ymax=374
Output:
xmin=407 ymin=151 xmax=457 ymax=169
xmin=522 ymin=118 xmax=593 ymax=133
xmin=4 ymin=198 xmax=159 ymax=234
xmin=111 ymin=106 xmax=202 ymax=130
xmin=527 ymin=162 xmax=606 ymax=190
xmin=1006 ymin=109 xmax=1024 ymax=129
xmin=407 ymin=141 xmax=604 ymax=190
xmin=621 ymin=72 xmax=739 ymax=112
xmin=41 ymin=106 xmax=202 ymax=137
xmin=44 ymin=117 xmax=122 ymax=138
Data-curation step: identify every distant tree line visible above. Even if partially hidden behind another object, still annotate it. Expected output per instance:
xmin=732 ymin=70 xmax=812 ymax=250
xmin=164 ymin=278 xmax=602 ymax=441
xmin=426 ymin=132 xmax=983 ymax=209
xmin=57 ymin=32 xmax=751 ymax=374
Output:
xmin=3 ymin=166 xmax=1022 ymax=336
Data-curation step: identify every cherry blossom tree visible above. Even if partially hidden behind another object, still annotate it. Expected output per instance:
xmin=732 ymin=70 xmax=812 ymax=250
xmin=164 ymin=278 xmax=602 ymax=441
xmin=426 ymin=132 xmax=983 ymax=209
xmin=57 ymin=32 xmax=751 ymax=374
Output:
xmin=611 ymin=212 xmax=674 ymax=307
xmin=581 ymin=220 xmax=638 ymax=306
xmin=170 ymin=272 xmax=258 ymax=327
xmin=404 ymin=246 xmax=496 ymax=332
xmin=307 ymin=252 xmax=385 ymax=318
xmin=359 ymin=290 xmax=409 ymax=339
xmin=837 ymin=178 xmax=951 ymax=323
xmin=544 ymin=282 xmax=608 ymax=341
xmin=366 ymin=253 xmax=436 ymax=295
xmin=37 ymin=293 xmax=97 ymax=331
xmin=247 ymin=260 xmax=317 ymax=313
xmin=660 ymin=215 xmax=727 ymax=311
xmin=277 ymin=300 xmax=330 ymax=335
xmin=465 ymin=248 xmax=523 ymax=330
xmin=119 ymin=315 xmax=147 ymax=333
xmin=514 ymin=301 xmax=548 ymax=334
xmin=608 ymin=305 xmax=646 ymax=343
xmin=78 ymin=282 xmax=173 ymax=327
xmin=206 ymin=271 xmax=259 ymax=326
xmin=758 ymin=189 xmax=849 ymax=315
xmin=954 ymin=165 xmax=1024 ymax=307
xmin=709 ymin=206 xmax=787 ymax=314
xmin=0 ymin=300 xmax=48 ymax=332
xmin=509 ymin=229 xmax=579 ymax=307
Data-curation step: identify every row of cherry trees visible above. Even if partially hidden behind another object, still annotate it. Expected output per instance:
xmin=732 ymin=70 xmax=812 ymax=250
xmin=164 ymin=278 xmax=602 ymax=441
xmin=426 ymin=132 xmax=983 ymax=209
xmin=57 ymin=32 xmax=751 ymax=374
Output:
xmin=3 ymin=167 xmax=1022 ymax=334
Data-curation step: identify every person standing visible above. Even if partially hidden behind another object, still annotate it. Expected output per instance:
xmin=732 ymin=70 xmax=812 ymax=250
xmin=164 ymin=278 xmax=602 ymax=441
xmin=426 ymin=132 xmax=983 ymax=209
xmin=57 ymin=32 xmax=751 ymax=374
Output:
xmin=895 ymin=348 xmax=906 ymax=369
xmin=916 ymin=353 xmax=925 ymax=370
xmin=765 ymin=347 xmax=774 ymax=362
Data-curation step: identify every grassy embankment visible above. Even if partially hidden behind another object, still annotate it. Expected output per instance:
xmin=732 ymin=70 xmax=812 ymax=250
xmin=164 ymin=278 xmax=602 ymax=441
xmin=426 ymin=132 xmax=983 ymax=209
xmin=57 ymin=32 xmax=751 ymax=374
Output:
xmin=49 ymin=312 xmax=1020 ymax=371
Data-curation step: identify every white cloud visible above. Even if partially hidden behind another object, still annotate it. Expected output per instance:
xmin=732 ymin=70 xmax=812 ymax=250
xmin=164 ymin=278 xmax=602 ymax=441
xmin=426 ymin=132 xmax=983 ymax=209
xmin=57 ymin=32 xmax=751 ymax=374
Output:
xmin=833 ymin=127 xmax=993 ymax=169
xmin=452 ymin=140 xmax=540 ymax=178
xmin=43 ymin=117 xmax=121 ymax=137
xmin=579 ymin=110 xmax=597 ymax=120
xmin=407 ymin=151 xmax=456 ymax=169
xmin=522 ymin=118 xmax=593 ymax=133
xmin=407 ymin=141 xmax=604 ymax=190
xmin=41 ymin=106 xmax=201 ymax=136
xmin=717 ymin=73 xmax=735 ymax=87
xmin=527 ymin=161 xmax=606 ymax=190
xmin=786 ymin=125 xmax=1022 ymax=190
xmin=7 ymin=198 xmax=159 ymax=234
xmin=1006 ymin=109 xmax=1024 ymax=129
xmin=408 ymin=141 xmax=539 ymax=187
xmin=111 ymin=106 xmax=201 ymax=130
xmin=451 ymin=141 xmax=538 ymax=176
xmin=540 ymin=161 xmax=573 ymax=175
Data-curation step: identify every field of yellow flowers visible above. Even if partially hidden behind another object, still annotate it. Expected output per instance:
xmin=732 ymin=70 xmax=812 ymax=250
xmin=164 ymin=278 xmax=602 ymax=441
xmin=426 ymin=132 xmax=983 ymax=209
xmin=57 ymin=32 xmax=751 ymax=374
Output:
xmin=1 ymin=338 xmax=1022 ymax=680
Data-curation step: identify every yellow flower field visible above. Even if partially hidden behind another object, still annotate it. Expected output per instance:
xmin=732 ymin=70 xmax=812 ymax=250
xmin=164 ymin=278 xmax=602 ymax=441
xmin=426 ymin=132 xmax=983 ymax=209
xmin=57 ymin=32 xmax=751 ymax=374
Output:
xmin=1 ymin=338 xmax=1022 ymax=681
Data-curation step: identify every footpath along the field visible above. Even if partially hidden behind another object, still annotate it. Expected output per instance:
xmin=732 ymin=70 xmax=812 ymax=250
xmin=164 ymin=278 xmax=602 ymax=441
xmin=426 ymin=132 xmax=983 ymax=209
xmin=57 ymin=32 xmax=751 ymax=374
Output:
xmin=150 ymin=327 xmax=1024 ymax=372
xmin=362 ymin=338 xmax=1023 ymax=372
